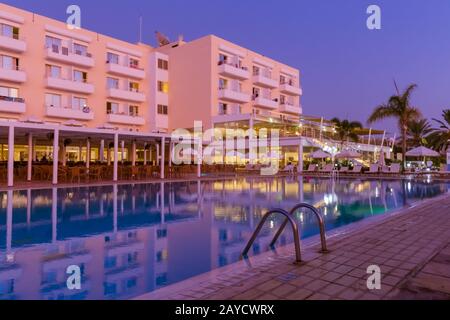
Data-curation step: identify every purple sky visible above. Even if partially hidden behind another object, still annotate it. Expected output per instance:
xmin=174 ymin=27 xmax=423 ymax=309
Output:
xmin=5 ymin=0 xmax=450 ymax=134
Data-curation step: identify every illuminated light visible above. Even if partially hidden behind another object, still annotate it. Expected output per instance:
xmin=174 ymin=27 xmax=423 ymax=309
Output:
xmin=6 ymin=253 xmax=14 ymax=263
xmin=270 ymin=220 xmax=275 ymax=229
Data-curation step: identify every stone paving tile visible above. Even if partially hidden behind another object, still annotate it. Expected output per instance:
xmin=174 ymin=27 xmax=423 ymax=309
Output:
xmin=137 ymin=193 xmax=450 ymax=301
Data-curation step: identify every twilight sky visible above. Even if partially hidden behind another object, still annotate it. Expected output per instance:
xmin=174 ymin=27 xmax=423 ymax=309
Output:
xmin=4 ymin=0 xmax=450 ymax=134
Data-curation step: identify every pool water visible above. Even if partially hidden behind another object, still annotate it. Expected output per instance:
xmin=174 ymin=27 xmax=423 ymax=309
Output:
xmin=0 ymin=177 xmax=448 ymax=300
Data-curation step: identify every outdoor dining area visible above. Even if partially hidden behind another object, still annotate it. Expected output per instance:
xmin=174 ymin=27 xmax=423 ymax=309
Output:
xmin=0 ymin=122 xmax=201 ymax=187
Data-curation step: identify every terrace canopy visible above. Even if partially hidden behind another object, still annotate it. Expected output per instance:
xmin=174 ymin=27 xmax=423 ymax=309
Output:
xmin=335 ymin=150 xmax=361 ymax=159
xmin=309 ymin=150 xmax=331 ymax=159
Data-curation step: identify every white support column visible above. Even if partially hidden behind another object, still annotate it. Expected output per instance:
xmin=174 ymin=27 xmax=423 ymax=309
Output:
xmin=113 ymin=133 xmax=119 ymax=181
xmin=100 ymin=140 xmax=105 ymax=163
xmin=32 ymin=138 xmax=37 ymax=162
xmin=7 ymin=125 xmax=14 ymax=187
xmin=156 ymin=143 xmax=160 ymax=166
xmin=143 ymin=143 xmax=148 ymax=166
xmin=121 ymin=140 xmax=125 ymax=164
xmin=249 ymin=117 xmax=256 ymax=165
xmin=169 ymin=142 xmax=173 ymax=168
xmin=53 ymin=129 xmax=59 ymax=185
xmin=27 ymin=133 xmax=33 ymax=182
xmin=62 ymin=144 xmax=66 ymax=167
xmin=86 ymin=138 xmax=91 ymax=170
xmin=297 ymin=138 xmax=304 ymax=174
xmin=132 ymin=140 xmax=136 ymax=166
xmin=107 ymin=144 xmax=111 ymax=166
xmin=160 ymin=138 xmax=165 ymax=179
xmin=149 ymin=146 xmax=153 ymax=165
xmin=78 ymin=143 xmax=83 ymax=162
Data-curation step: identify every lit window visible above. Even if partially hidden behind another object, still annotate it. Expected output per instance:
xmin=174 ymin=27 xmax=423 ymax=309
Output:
xmin=218 ymin=103 xmax=228 ymax=115
xmin=129 ymin=105 xmax=139 ymax=116
xmin=129 ymin=82 xmax=139 ymax=92
xmin=157 ymin=81 xmax=169 ymax=93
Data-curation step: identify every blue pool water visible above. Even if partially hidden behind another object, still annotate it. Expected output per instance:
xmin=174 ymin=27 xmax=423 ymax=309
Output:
xmin=0 ymin=177 xmax=448 ymax=300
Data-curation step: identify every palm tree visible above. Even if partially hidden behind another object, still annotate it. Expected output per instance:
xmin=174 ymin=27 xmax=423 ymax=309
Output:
xmin=331 ymin=118 xmax=363 ymax=148
xmin=368 ymin=83 xmax=422 ymax=169
xmin=406 ymin=119 xmax=432 ymax=148
xmin=428 ymin=109 xmax=450 ymax=152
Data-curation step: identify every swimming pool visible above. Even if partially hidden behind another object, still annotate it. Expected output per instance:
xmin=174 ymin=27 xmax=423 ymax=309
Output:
xmin=0 ymin=177 xmax=448 ymax=300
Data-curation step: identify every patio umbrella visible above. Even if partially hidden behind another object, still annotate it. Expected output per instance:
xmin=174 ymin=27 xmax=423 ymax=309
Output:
xmin=334 ymin=150 xmax=361 ymax=159
xmin=405 ymin=146 xmax=440 ymax=157
xmin=310 ymin=150 xmax=331 ymax=159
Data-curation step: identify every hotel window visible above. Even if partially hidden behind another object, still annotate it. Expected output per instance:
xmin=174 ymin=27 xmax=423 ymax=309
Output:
xmin=129 ymin=58 xmax=140 ymax=69
xmin=73 ymin=70 xmax=87 ymax=83
xmin=45 ymin=93 xmax=62 ymax=108
xmin=252 ymin=87 xmax=260 ymax=99
xmin=107 ymin=77 xmax=119 ymax=89
xmin=218 ymin=103 xmax=228 ymax=115
xmin=129 ymin=82 xmax=139 ymax=92
xmin=0 ymin=86 xmax=19 ymax=98
xmin=0 ymin=55 xmax=19 ymax=70
xmin=46 ymin=65 xmax=61 ymax=78
xmin=129 ymin=105 xmax=139 ymax=116
xmin=157 ymin=81 xmax=169 ymax=93
xmin=219 ymin=78 xmax=228 ymax=90
xmin=157 ymin=104 xmax=168 ymax=115
xmin=106 ymin=102 xmax=119 ymax=114
xmin=72 ymin=97 xmax=88 ymax=110
xmin=1 ymin=23 xmax=19 ymax=40
xmin=280 ymin=95 xmax=286 ymax=105
xmin=107 ymin=52 xmax=119 ymax=64
xmin=253 ymin=66 xmax=260 ymax=76
xmin=157 ymin=59 xmax=169 ymax=70
xmin=73 ymin=43 xmax=88 ymax=56
xmin=45 ymin=36 xmax=62 ymax=51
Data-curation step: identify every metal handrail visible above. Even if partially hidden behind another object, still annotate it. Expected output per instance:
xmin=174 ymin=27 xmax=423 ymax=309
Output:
xmin=270 ymin=203 xmax=328 ymax=254
xmin=242 ymin=208 xmax=302 ymax=263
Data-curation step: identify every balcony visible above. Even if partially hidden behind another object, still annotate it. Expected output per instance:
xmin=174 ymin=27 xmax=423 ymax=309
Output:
xmin=218 ymin=88 xmax=251 ymax=104
xmin=107 ymin=113 xmax=145 ymax=126
xmin=0 ymin=67 xmax=26 ymax=83
xmin=107 ymin=88 xmax=146 ymax=103
xmin=106 ymin=62 xmax=145 ymax=80
xmin=0 ymin=96 xmax=26 ymax=114
xmin=279 ymin=103 xmax=301 ymax=114
xmin=46 ymin=47 xmax=95 ymax=68
xmin=280 ymin=82 xmax=302 ymax=96
xmin=0 ymin=35 xmax=26 ymax=53
xmin=218 ymin=62 xmax=250 ymax=80
xmin=46 ymin=105 xmax=94 ymax=120
xmin=253 ymin=73 xmax=278 ymax=88
xmin=253 ymin=96 xmax=278 ymax=109
xmin=46 ymin=77 xmax=94 ymax=94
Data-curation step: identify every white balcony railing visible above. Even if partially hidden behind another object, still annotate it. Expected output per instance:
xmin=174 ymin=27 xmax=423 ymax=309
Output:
xmin=0 ymin=67 xmax=27 ymax=83
xmin=0 ymin=35 xmax=27 ymax=53
xmin=0 ymin=96 xmax=26 ymax=114
xmin=107 ymin=88 xmax=146 ymax=102
xmin=280 ymin=82 xmax=302 ymax=96
xmin=106 ymin=62 xmax=145 ymax=80
xmin=279 ymin=103 xmax=301 ymax=114
xmin=253 ymin=73 xmax=278 ymax=89
xmin=218 ymin=88 xmax=251 ymax=104
xmin=46 ymin=46 xmax=95 ymax=68
xmin=46 ymin=77 xmax=94 ymax=94
xmin=218 ymin=62 xmax=250 ymax=80
xmin=107 ymin=113 xmax=145 ymax=126
xmin=253 ymin=96 xmax=278 ymax=109
xmin=46 ymin=105 xmax=94 ymax=120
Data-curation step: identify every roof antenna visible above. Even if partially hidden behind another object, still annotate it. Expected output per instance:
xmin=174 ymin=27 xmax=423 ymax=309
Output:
xmin=393 ymin=79 xmax=400 ymax=95
xmin=139 ymin=16 xmax=143 ymax=43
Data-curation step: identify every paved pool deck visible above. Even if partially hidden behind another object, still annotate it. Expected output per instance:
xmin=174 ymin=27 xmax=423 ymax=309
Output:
xmin=137 ymin=192 xmax=450 ymax=300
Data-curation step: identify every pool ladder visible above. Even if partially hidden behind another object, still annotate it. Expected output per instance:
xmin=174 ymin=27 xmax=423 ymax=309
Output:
xmin=242 ymin=203 xmax=329 ymax=264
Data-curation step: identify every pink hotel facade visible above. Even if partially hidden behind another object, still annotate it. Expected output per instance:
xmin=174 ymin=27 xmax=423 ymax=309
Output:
xmin=0 ymin=3 xmax=306 ymax=186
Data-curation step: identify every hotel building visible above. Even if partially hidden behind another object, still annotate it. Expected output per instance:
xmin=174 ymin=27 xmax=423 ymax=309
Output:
xmin=0 ymin=3 xmax=391 ymax=187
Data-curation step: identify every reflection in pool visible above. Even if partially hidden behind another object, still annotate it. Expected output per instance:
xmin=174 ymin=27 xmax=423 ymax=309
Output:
xmin=0 ymin=177 xmax=448 ymax=300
